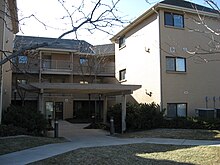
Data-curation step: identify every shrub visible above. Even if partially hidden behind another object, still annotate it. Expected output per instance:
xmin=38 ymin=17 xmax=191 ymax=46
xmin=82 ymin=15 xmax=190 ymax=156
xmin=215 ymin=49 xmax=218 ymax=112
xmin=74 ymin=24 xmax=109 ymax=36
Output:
xmin=126 ymin=102 xmax=164 ymax=131
xmin=0 ymin=125 xmax=28 ymax=137
xmin=162 ymin=117 xmax=220 ymax=130
xmin=107 ymin=102 xmax=164 ymax=132
xmin=2 ymin=105 xmax=48 ymax=136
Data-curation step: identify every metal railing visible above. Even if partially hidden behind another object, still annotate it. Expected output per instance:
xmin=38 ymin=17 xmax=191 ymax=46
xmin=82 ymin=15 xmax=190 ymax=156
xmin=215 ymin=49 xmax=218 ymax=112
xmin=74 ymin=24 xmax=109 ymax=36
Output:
xmin=41 ymin=59 xmax=114 ymax=76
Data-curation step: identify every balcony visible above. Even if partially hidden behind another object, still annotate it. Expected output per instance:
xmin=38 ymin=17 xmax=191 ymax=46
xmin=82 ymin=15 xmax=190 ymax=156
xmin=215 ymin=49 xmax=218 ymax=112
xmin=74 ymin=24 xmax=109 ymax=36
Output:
xmin=41 ymin=59 xmax=115 ymax=76
xmin=41 ymin=59 xmax=72 ymax=74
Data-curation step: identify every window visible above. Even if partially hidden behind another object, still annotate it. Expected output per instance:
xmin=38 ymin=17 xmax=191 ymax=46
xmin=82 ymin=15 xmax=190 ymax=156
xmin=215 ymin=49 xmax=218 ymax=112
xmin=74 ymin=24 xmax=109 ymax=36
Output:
xmin=164 ymin=12 xmax=184 ymax=28
xmin=167 ymin=103 xmax=187 ymax=117
xmin=80 ymin=57 xmax=88 ymax=65
xmin=166 ymin=57 xmax=186 ymax=72
xmin=119 ymin=69 xmax=126 ymax=81
xmin=18 ymin=55 xmax=28 ymax=64
xmin=45 ymin=102 xmax=54 ymax=119
xmin=17 ymin=79 xmax=27 ymax=84
xmin=119 ymin=36 xmax=126 ymax=48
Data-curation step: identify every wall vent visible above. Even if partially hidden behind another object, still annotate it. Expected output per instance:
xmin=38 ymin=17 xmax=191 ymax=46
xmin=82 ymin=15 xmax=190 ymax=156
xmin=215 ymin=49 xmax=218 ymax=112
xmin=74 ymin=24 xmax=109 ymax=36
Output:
xmin=169 ymin=47 xmax=176 ymax=53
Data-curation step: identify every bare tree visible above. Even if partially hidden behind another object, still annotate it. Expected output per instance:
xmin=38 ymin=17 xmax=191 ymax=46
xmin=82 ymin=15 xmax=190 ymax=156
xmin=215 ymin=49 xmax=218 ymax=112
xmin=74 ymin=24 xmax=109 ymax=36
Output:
xmin=0 ymin=0 xmax=127 ymax=66
xmin=78 ymin=44 xmax=114 ymax=83
xmin=0 ymin=0 xmax=127 ymax=109
xmin=144 ymin=0 xmax=220 ymax=63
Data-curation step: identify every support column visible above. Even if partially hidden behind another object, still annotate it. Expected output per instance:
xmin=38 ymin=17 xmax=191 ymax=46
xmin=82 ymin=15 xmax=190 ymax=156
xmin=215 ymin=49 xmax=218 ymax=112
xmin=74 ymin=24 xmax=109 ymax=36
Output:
xmin=39 ymin=51 xmax=42 ymax=83
xmin=121 ymin=94 xmax=126 ymax=133
xmin=70 ymin=52 xmax=74 ymax=83
xmin=38 ymin=89 xmax=44 ymax=114
xmin=103 ymin=96 xmax=108 ymax=124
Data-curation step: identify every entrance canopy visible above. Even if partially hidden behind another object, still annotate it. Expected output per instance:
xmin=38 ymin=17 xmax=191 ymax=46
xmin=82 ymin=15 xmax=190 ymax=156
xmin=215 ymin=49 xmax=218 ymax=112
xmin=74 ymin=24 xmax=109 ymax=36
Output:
xmin=22 ymin=82 xmax=141 ymax=133
xmin=26 ymin=83 xmax=141 ymax=96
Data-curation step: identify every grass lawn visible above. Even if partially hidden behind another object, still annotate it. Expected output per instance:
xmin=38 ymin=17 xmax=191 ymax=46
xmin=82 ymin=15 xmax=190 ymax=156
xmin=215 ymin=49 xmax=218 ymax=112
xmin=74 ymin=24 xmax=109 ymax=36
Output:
xmin=0 ymin=136 xmax=67 ymax=155
xmin=30 ymin=143 xmax=220 ymax=165
xmin=119 ymin=129 xmax=220 ymax=140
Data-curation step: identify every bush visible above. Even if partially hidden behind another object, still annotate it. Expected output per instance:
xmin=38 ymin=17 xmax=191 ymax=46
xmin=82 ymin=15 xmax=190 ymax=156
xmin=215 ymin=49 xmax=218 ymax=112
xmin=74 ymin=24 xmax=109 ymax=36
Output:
xmin=2 ymin=105 xmax=48 ymax=136
xmin=107 ymin=102 xmax=220 ymax=132
xmin=107 ymin=102 xmax=164 ymax=132
xmin=0 ymin=125 xmax=28 ymax=137
xmin=162 ymin=117 xmax=220 ymax=130
xmin=126 ymin=102 xmax=164 ymax=131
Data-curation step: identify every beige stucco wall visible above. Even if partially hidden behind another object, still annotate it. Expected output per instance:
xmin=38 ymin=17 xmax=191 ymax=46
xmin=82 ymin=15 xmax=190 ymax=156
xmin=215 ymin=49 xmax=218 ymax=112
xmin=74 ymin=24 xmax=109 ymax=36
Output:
xmin=159 ymin=9 xmax=220 ymax=116
xmin=115 ymin=13 xmax=161 ymax=104
xmin=0 ymin=0 xmax=16 ymax=112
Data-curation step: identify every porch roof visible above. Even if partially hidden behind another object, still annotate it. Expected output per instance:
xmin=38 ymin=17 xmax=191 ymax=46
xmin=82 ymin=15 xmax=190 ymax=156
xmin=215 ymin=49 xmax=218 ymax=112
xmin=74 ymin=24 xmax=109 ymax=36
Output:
xmin=28 ymin=83 xmax=141 ymax=96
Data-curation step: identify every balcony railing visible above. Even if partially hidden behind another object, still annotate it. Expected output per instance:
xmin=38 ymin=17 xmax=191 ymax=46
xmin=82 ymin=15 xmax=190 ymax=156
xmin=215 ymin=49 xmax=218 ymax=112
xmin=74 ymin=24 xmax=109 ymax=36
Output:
xmin=41 ymin=59 xmax=115 ymax=76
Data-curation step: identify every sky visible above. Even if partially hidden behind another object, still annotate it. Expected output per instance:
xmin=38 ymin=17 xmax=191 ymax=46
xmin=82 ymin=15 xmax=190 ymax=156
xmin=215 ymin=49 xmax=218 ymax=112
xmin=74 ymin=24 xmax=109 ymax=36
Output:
xmin=17 ymin=0 xmax=210 ymax=45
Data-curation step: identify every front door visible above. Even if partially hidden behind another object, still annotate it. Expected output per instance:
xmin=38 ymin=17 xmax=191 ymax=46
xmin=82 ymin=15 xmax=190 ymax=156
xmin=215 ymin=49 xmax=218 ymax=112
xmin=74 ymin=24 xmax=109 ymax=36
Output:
xmin=73 ymin=100 xmax=103 ymax=121
xmin=55 ymin=102 xmax=63 ymax=120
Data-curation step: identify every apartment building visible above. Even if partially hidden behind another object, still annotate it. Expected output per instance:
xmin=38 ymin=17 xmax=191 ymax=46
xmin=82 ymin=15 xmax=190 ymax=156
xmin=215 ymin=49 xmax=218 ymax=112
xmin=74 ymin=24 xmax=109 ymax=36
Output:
xmin=13 ymin=35 xmax=140 ymax=126
xmin=111 ymin=0 xmax=220 ymax=118
xmin=0 ymin=0 xmax=19 ymax=123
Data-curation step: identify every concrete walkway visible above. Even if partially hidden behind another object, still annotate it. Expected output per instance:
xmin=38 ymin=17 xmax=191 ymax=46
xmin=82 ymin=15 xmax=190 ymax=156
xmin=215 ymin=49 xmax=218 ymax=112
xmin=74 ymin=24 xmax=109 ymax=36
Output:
xmin=0 ymin=120 xmax=220 ymax=165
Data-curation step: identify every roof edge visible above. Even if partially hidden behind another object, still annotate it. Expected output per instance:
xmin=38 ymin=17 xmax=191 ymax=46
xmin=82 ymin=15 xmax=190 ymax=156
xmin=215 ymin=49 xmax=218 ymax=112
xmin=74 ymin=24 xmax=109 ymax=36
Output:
xmin=110 ymin=1 xmax=219 ymax=42
xmin=110 ymin=3 xmax=159 ymax=42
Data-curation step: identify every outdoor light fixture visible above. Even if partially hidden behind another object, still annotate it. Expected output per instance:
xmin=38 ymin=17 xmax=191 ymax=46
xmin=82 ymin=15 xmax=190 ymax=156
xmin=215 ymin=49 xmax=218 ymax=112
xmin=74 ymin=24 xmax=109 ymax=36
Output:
xmin=145 ymin=47 xmax=150 ymax=53
xmin=145 ymin=89 xmax=152 ymax=97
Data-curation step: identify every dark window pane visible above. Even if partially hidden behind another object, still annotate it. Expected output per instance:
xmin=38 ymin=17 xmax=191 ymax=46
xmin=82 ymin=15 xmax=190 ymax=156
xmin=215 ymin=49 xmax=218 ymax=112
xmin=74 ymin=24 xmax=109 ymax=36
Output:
xmin=119 ymin=36 xmax=126 ymax=48
xmin=119 ymin=69 xmax=126 ymax=81
xmin=166 ymin=57 xmax=175 ymax=71
xmin=165 ymin=13 xmax=173 ymax=26
xmin=167 ymin=104 xmax=177 ymax=117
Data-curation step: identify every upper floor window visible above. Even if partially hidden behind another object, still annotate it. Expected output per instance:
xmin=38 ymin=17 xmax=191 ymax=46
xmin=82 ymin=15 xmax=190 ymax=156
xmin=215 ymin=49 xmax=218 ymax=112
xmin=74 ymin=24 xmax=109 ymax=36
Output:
xmin=119 ymin=69 xmax=126 ymax=81
xmin=166 ymin=57 xmax=186 ymax=72
xmin=164 ymin=12 xmax=184 ymax=28
xmin=17 ymin=79 xmax=27 ymax=84
xmin=18 ymin=55 xmax=28 ymax=64
xmin=79 ymin=57 xmax=88 ymax=65
xmin=119 ymin=36 xmax=126 ymax=49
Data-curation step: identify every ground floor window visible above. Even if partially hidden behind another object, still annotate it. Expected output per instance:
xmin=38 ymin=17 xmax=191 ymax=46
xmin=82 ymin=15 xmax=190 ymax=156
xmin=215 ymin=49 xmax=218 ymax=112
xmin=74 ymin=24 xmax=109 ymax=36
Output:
xmin=167 ymin=103 xmax=187 ymax=117
xmin=46 ymin=102 xmax=54 ymax=119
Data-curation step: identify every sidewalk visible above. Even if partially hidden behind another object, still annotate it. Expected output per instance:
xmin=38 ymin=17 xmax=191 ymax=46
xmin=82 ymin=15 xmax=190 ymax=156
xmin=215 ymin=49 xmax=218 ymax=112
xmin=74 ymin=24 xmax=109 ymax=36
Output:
xmin=1 ymin=121 xmax=220 ymax=165
xmin=0 ymin=136 xmax=219 ymax=165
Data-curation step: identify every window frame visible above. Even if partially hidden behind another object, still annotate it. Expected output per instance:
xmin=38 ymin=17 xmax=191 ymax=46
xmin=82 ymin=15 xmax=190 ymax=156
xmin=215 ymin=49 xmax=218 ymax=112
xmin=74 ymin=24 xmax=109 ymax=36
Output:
xmin=79 ymin=57 xmax=88 ymax=65
xmin=164 ymin=12 xmax=184 ymax=28
xmin=166 ymin=56 xmax=186 ymax=72
xmin=18 ymin=55 xmax=28 ymax=64
xmin=119 ymin=36 xmax=126 ymax=49
xmin=119 ymin=69 xmax=126 ymax=81
xmin=167 ymin=103 xmax=187 ymax=118
xmin=17 ymin=79 xmax=27 ymax=84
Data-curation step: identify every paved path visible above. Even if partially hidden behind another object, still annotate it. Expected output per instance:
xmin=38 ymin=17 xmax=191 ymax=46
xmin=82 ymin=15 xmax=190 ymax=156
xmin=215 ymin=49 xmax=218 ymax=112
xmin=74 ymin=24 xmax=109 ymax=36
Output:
xmin=0 ymin=121 xmax=220 ymax=165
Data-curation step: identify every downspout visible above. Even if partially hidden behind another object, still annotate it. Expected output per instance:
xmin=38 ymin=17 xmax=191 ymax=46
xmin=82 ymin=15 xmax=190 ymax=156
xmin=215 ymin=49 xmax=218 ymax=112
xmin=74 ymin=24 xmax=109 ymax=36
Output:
xmin=0 ymin=3 xmax=6 ymax=124
xmin=158 ymin=10 xmax=164 ymax=113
